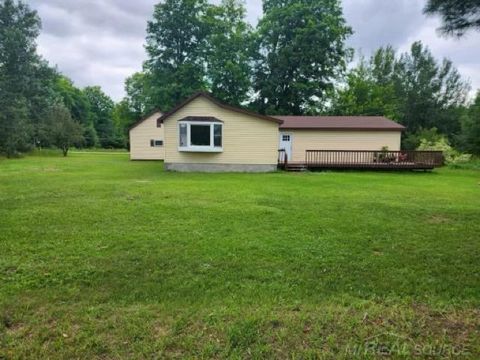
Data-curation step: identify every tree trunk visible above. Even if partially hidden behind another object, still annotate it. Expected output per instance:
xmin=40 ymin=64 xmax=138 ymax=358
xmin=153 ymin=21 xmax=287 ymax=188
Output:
xmin=62 ymin=146 xmax=68 ymax=157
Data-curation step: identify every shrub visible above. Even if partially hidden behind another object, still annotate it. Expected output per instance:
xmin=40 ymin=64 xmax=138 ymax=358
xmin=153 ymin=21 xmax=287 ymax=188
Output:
xmin=417 ymin=137 xmax=472 ymax=165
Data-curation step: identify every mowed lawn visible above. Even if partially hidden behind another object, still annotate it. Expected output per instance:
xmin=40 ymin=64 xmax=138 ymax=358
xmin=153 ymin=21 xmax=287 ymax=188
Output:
xmin=1 ymin=153 xmax=479 ymax=359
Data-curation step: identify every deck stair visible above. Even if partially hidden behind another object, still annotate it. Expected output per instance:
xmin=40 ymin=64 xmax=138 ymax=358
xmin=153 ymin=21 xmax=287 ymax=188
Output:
xmin=285 ymin=163 xmax=308 ymax=172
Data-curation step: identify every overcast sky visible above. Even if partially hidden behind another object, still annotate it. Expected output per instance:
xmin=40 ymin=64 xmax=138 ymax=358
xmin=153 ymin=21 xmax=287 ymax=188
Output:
xmin=27 ymin=0 xmax=479 ymax=101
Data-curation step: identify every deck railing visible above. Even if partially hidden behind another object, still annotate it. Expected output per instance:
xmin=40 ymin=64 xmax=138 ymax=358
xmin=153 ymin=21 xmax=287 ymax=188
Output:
xmin=304 ymin=150 xmax=443 ymax=169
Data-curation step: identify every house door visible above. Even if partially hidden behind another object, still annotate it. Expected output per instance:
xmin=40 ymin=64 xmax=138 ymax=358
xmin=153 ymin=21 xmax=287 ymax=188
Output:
xmin=279 ymin=133 xmax=292 ymax=161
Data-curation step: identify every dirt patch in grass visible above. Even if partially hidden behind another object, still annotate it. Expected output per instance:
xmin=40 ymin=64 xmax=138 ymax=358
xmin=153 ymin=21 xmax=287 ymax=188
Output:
xmin=426 ymin=214 xmax=452 ymax=224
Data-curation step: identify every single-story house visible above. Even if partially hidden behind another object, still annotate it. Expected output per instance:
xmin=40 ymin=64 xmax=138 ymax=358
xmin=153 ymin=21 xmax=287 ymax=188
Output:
xmin=129 ymin=92 xmax=405 ymax=172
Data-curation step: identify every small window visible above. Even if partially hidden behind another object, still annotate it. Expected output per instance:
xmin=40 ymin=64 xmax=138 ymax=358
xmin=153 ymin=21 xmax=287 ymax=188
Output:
xmin=150 ymin=139 xmax=163 ymax=147
xmin=282 ymin=135 xmax=291 ymax=141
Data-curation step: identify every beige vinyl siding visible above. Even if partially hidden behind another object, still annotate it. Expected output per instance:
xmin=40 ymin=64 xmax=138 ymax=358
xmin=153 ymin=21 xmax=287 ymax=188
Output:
xmin=284 ymin=130 xmax=402 ymax=162
xmin=129 ymin=112 xmax=165 ymax=160
xmin=164 ymin=97 xmax=279 ymax=165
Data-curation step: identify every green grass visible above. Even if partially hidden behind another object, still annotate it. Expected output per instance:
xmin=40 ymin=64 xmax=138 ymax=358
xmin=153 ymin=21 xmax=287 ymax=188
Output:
xmin=1 ymin=153 xmax=479 ymax=359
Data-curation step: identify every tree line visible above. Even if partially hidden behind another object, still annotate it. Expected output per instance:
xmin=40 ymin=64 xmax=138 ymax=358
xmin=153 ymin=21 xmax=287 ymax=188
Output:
xmin=1 ymin=0 xmax=479 ymax=157
xmin=0 ymin=0 xmax=127 ymax=156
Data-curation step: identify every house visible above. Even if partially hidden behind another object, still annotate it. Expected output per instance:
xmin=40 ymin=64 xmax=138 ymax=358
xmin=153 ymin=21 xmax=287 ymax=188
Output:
xmin=129 ymin=92 xmax=405 ymax=172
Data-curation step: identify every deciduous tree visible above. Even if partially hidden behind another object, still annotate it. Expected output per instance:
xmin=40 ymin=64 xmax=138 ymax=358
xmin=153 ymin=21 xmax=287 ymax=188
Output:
xmin=331 ymin=42 xmax=469 ymax=149
xmin=205 ymin=0 xmax=252 ymax=106
xmin=83 ymin=86 xmax=116 ymax=148
xmin=46 ymin=103 xmax=84 ymax=156
xmin=394 ymin=41 xmax=469 ymax=135
xmin=458 ymin=91 xmax=480 ymax=154
xmin=144 ymin=0 xmax=209 ymax=110
xmin=253 ymin=0 xmax=352 ymax=115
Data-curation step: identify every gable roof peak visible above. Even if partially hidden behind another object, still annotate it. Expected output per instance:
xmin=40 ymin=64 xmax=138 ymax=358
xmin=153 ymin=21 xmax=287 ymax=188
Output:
xmin=157 ymin=92 xmax=283 ymax=125
xmin=128 ymin=109 xmax=163 ymax=131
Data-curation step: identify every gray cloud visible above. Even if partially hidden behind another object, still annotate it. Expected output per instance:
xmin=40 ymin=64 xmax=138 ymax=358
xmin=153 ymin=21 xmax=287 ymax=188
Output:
xmin=27 ymin=0 xmax=479 ymax=101
xmin=343 ymin=0 xmax=425 ymax=54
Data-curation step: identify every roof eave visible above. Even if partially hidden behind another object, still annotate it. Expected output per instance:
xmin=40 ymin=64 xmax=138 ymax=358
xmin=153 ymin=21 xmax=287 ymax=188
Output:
xmin=280 ymin=127 xmax=405 ymax=131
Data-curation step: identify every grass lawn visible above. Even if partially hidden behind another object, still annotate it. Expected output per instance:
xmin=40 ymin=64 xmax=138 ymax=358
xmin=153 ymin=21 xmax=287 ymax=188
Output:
xmin=1 ymin=153 xmax=479 ymax=359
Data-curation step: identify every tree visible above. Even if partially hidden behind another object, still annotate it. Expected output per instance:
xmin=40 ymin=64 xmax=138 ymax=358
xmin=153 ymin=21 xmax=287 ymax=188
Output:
xmin=458 ymin=91 xmax=480 ymax=154
xmin=124 ymin=72 xmax=155 ymax=117
xmin=144 ymin=0 xmax=209 ymax=110
xmin=53 ymin=75 xmax=91 ymax=125
xmin=0 ymin=0 xmax=45 ymax=156
xmin=83 ymin=86 xmax=116 ymax=147
xmin=253 ymin=0 xmax=352 ymax=115
xmin=424 ymin=0 xmax=480 ymax=37
xmin=46 ymin=104 xmax=84 ymax=156
xmin=331 ymin=42 xmax=469 ymax=149
xmin=394 ymin=41 xmax=469 ymax=135
xmin=112 ymin=99 xmax=136 ymax=146
xmin=330 ymin=47 xmax=399 ymax=119
xmin=205 ymin=0 xmax=252 ymax=106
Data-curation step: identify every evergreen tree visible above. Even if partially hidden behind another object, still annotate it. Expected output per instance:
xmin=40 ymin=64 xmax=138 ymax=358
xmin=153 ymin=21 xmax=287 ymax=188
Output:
xmin=424 ymin=0 xmax=480 ymax=36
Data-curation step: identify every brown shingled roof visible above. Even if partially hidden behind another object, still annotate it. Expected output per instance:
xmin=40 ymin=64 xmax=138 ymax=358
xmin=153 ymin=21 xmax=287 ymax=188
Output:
xmin=275 ymin=116 xmax=405 ymax=131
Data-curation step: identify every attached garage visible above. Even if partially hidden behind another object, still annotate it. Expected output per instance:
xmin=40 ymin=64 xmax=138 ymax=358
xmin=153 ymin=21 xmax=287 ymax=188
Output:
xmin=129 ymin=110 xmax=165 ymax=160
xmin=276 ymin=116 xmax=404 ymax=163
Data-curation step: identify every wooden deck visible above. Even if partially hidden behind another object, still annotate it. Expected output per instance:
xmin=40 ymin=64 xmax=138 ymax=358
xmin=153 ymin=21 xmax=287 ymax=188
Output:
xmin=278 ymin=150 xmax=444 ymax=171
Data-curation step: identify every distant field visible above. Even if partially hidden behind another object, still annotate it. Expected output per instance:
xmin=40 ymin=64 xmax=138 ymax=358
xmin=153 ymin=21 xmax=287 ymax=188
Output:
xmin=1 ymin=153 xmax=479 ymax=358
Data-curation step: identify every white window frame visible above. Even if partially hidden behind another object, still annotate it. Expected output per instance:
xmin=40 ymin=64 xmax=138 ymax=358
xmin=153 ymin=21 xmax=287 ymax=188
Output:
xmin=178 ymin=121 xmax=223 ymax=152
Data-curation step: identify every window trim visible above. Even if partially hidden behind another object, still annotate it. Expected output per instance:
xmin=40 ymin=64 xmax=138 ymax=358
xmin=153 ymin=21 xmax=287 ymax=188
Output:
xmin=178 ymin=121 xmax=223 ymax=152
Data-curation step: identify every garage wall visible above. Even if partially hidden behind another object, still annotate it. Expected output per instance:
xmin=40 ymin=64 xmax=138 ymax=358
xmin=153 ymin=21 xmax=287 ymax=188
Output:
xmin=163 ymin=97 xmax=279 ymax=166
xmin=129 ymin=111 xmax=165 ymax=160
xmin=283 ymin=130 xmax=402 ymax=162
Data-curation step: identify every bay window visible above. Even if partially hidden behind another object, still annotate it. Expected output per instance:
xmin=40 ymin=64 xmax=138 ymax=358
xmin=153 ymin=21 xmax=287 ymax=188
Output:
xmin=178 ymin=120 xmax=223 ymax=152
